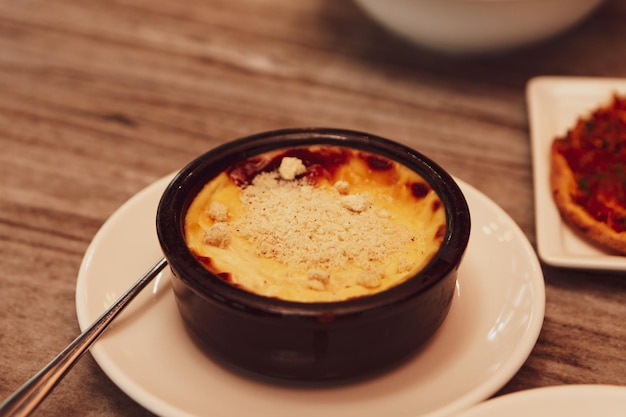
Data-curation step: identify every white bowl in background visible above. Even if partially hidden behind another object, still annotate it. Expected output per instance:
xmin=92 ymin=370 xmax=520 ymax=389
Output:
xmin=353 ymin=0 xmax=606 ymax=54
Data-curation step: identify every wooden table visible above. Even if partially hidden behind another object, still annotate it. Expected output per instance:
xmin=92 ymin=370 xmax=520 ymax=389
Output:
xmin=1 ymin=0 xmax=624 ymax=415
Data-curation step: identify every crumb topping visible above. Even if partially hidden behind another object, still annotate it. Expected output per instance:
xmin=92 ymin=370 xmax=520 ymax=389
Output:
xmin=278 ymin=156 xmax=307 ymax=180
xmin=228 ymin=168 xmax=417 ymax=281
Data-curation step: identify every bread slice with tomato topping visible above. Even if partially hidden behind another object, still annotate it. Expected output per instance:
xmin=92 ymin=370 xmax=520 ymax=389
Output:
xmin=550 ymin=94 xmax=626 ymax=255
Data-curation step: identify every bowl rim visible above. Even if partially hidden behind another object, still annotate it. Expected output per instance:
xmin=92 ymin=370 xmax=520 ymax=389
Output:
xmin=156 ymin=127 xmax=471 ymax=320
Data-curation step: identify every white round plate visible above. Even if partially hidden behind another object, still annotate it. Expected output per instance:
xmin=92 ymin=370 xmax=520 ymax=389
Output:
xmin=451 ymin=384 xmax=626 ymax=417
xmin=76 ymin=175 xmax=545 ymax=417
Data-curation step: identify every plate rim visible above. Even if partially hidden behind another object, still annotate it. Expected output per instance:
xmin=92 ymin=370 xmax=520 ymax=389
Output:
xmin=75 ymin=174 xmax=545 ymax=417
xmin=451 ymin=384 xmax=626 ymax=417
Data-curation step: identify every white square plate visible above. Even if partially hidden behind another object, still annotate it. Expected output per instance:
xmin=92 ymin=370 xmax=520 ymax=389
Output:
xmin=527 ymin=76 xmax=626 ymax=270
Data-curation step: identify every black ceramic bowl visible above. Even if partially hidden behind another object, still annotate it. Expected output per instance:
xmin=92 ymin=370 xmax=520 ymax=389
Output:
xmin=156 ymin=128 xmax=471 ymax=383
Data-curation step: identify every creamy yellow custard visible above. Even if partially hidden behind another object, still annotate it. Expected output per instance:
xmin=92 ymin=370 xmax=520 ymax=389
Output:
xmin=184 ymin=145 xmax=446 ymax=302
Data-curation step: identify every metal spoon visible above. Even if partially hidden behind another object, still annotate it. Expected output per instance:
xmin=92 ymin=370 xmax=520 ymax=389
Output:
xmin=0 ymin=257 xmax=168 ymax=417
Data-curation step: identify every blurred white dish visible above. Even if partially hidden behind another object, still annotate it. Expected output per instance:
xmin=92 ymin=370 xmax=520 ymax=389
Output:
xmin=75 ymin=175 xmax=544 ymax=417
xmin=353 ymin=0 xmax=606 ymax=54
xmin=527 ymin=76 xmax=626 ymax=270
xmin=451 ymin=385 xmax=626 ymax=417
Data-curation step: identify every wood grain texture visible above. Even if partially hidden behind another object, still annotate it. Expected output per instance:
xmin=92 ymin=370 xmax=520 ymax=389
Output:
xmin=0 ymin=0 xmax=625 ymax=415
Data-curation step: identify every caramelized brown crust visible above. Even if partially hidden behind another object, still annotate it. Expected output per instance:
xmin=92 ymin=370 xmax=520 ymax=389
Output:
xmin=550 ymin=140 xmax=626 ymax=255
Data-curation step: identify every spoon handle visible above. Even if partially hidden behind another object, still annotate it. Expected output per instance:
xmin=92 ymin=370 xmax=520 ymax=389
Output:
xmin=0 ymin=257 xmax=168 ymax=417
